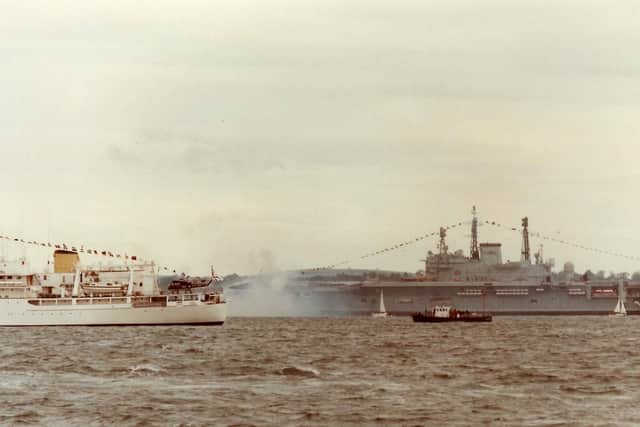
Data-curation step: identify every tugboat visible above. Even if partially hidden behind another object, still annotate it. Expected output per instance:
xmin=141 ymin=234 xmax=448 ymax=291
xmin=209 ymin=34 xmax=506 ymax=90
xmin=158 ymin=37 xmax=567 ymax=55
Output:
xmin=412 ymin=305 xmax=492 ymax=323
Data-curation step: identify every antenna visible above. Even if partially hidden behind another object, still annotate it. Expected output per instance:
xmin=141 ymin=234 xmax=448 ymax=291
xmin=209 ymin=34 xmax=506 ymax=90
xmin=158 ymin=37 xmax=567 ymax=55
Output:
xmin=534 ymin=244 xmax=543 ymax=265
xmin=438 ymin=227 xmax=448 ymax=257
xmin=426 ymin=226 xmax=449 ymax=273
xmin=521 ymin=217 xmax=530 ymax=264
xmin=470 ymin=205 xmax=480 ymax=261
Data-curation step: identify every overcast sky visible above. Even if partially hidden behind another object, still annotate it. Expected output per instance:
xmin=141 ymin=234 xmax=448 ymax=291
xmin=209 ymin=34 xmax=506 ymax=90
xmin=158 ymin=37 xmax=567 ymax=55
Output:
xmin=1 ymin=0 xmax=639 ymax=275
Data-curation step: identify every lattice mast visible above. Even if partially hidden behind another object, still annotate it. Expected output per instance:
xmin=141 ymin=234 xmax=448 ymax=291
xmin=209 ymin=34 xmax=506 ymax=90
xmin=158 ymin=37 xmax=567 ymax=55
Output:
xmin=425 ymin=226 xmax=449 ymax=274
xmin=438 ymin=227 xmax=448 ymax=257
xmin=470 ymin=205 xmax=480 ymax=261
xmin=521 ymin=216 xmax=531 ymax=264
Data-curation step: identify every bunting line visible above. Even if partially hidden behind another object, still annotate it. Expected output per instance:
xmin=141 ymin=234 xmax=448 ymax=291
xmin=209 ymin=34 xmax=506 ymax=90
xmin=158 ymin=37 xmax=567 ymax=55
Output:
xmin=0 ymin=234 xmax=190 ymax=276
xmin=7 ymin=216 xmax=636 ymax=276
xmin=0 ymin=234 xmax=142 ymax=262
xmin=310 ymin=217 xmax=640 ymax=271
xmin=309 ymin=220 xmax=465 ymax=270
xmin=483 ymin=220 xmax=640 ymax=263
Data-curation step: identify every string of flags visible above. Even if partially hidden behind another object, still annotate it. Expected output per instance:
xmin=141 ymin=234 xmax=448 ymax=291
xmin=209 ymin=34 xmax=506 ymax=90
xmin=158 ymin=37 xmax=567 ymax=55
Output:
xmin=310 ymin=217 xmax=640 ymax=271
xmin=483 ymin=220 xmax=640 ymax=262
xmin=0 ymin=234 xmax=188 ymax=276
xmin=0 ymin=234 xmax=141 ymax=261
xmin=310 ymin=220 xmax=465 ymax=270
xmin=7 ymin=215 xmax=635 ymax=276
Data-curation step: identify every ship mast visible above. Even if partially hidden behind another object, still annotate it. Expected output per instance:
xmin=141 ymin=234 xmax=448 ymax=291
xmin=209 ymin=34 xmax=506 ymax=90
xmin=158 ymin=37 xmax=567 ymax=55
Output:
xmin=426 ymin=226 xmax=449 ymax=274
xmin=438 ymin=226 xmax=448 ymax=258
xmin=470 ymin=205 xmax=480 ymax=261
xmin=521 ymin=216 xmax=531 ymax=264
xmin=534 ymin=244 xmax=543 ymax=265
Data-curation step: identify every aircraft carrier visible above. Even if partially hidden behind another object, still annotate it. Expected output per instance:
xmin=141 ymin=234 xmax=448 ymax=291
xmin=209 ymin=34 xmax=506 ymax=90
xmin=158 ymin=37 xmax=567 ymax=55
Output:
xmin=225 ymin=207 xmax=640 ymax=316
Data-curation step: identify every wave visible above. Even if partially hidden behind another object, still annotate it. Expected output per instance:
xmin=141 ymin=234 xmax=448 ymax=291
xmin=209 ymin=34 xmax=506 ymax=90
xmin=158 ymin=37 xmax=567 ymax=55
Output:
xmin=280 ymin=366 xmax=320 ymax=378
xmin=128 ymin=364 xmax=165 ymax=376
xmin=560 ymin=384 xmax=624 ymax=395
xmin=0 ymin=410 xmax=41 ymax=424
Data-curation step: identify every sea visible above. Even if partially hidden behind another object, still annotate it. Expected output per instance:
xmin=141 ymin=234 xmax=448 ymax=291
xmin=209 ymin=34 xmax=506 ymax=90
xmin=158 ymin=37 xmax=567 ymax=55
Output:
xmin=1 ymin=316 xmax=639 ymax=426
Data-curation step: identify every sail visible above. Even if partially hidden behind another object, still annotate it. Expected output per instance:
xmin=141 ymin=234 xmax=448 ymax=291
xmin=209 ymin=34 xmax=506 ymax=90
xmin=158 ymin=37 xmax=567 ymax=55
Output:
xmin=379 ymin=289 xmax=386 ymax=313
xmin=614 ymin=299 xmax=621 ymax=313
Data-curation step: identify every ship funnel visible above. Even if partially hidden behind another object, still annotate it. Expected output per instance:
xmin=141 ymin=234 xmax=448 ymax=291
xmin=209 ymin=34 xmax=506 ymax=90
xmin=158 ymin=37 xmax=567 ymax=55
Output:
xmin=54 ymin=250 xmax=80 ymax=273
xmin=480 ymin=243 xmax=502 ymax=265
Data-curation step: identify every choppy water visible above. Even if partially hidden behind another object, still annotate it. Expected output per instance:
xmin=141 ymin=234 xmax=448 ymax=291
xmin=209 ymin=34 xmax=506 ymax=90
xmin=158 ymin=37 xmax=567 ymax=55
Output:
xmin=1 ymin=317 xmax=639 ymax=426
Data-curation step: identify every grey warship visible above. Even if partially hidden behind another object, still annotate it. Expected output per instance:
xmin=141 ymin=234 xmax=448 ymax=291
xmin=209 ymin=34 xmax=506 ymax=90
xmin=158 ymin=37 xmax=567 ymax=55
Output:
xmin=225 ymin=207 xmax=640 ymax=316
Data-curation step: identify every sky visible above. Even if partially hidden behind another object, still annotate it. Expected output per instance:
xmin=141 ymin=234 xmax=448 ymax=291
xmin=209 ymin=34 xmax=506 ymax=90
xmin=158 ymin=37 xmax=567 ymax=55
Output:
xmin=0 ymin=0 xmax=639 ymax=276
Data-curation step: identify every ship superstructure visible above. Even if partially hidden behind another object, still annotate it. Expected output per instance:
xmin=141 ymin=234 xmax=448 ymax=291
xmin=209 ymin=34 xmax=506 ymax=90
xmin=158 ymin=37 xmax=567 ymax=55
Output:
xmin=421 ymin=218 xmax=551 ymax=285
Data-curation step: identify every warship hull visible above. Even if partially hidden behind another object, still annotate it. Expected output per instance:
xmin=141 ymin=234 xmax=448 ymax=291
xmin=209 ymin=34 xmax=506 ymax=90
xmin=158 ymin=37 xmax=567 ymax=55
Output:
xmin=300 ymin=281 xmax=640 ymax=316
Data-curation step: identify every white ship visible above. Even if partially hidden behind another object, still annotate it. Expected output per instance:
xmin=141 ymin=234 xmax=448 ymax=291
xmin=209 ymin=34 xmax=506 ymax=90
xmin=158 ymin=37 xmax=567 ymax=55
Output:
xmin=0 ymin=250 xmax=226 ymax=326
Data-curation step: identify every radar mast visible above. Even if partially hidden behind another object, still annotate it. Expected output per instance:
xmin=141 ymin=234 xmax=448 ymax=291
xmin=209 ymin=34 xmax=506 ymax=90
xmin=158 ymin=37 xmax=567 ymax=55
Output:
xmin=470 ymin=206 xmax=480 ymax=261
xmin=438 ymin=227 xmax=448 ymax=257
xmin=534 ymin=244 xmax=543 ymax=265
xmin=521 ymin=217 xmax=531 ymax=264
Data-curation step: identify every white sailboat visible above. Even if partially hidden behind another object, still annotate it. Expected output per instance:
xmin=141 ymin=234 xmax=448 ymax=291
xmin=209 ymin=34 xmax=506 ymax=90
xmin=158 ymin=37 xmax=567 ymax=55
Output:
xmin=371 ymin=288 xmax=388 ymax=318
xmin=612 ymin=297 xmax=627 ymax=317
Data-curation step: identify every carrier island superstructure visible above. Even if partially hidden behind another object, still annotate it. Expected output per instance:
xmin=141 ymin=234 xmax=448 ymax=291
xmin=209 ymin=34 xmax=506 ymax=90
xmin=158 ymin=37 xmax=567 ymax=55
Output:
xmin=226 ymin=208 xmax=640 ymax=315
xmin=0 ymin=250 xmax=226 ymax=326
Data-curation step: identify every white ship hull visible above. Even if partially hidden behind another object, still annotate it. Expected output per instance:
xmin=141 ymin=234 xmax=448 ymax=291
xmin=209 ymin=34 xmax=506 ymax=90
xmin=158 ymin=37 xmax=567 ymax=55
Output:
xmin=0 ymin=298 xmax=226 ymax=326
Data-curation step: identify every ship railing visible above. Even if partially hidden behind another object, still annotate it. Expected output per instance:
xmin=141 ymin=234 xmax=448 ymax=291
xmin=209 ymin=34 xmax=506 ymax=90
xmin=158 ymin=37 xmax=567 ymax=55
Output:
xmin=0 ymin=284 xmax=28 ymax=289
xmin=0 ymin=281 xmax=28 ymax=287
xmin=167 ymin=293 xmax=201 ymax=303
xmin=81 ymin=262 xmax=156 ymax=273
xmin=27 ymin=293 xmax=224 ymax=306
xmin=131 ymin=296 xmax=167 ymax=308
xmin=28 ymin=296 xmax=144 ymax=306
xmin=29 ymin=298 xmax=74 ymax=306
xmin=167 ymin=293 xmax=224 ymax=304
